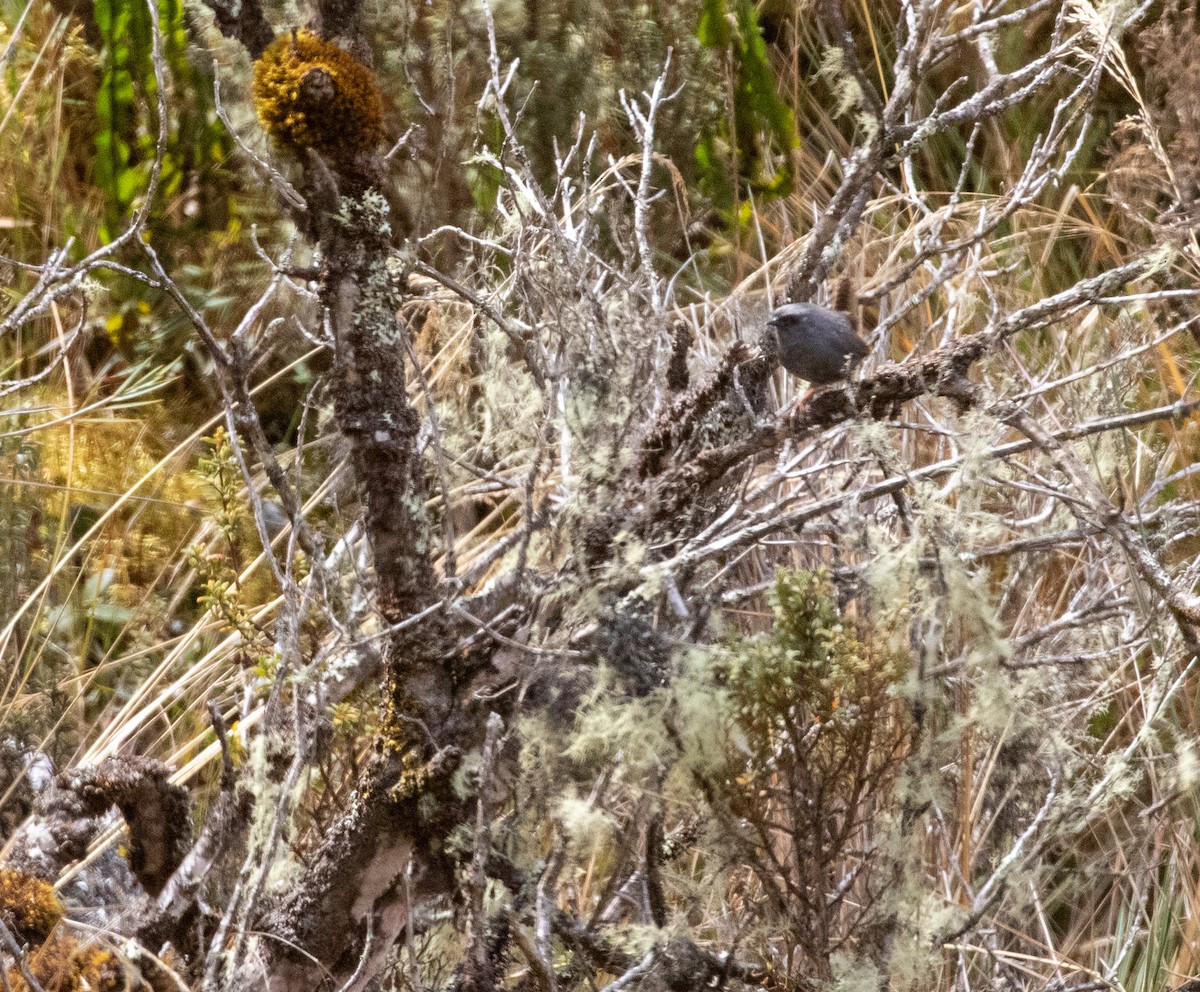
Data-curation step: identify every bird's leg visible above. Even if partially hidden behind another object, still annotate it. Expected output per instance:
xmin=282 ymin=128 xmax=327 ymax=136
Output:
xmin=780 ymin=385 xmax=817 ymax=419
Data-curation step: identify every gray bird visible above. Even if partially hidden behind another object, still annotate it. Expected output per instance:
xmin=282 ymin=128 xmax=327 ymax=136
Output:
xmin=767 ymin=302 xmax=869 ymax=384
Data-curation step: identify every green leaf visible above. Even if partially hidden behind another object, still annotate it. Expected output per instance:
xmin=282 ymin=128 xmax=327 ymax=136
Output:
xmin=693 ymin=0 xmax=799 ymax=208
xmin=697 ymin=0 xmax=733 ymax=47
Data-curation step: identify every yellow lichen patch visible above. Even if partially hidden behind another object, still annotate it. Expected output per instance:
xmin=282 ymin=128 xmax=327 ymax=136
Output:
xmin=389 ymin=750 xmax=432 ymax=802
xmin=252 ymin=29 xmax=384 ymax=168
xmin=0 ymin=869 xmax=64 ymax=944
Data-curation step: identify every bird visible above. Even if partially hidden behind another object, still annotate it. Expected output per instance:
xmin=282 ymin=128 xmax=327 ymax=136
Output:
xmin=767 ymin=302 xmax=869 ymax=385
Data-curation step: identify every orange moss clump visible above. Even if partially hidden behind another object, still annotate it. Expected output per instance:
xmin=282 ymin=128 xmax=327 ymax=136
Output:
xmin=0 ymin=870 xmax=126 ymax=992
xmin=10 ymin=934 xmax=124 ymax=992
xmin=0 ymin=869 xmax=63 ymax=944
xmin=252 ymin=29 xmax=384 ymax=169
xmin=65 ymin=943 xmax=124 ymax=992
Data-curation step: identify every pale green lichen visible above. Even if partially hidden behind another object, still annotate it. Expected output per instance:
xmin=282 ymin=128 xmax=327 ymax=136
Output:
xmin=818 ymin=47 xmax=865 ymax=119
xmin=556 ymin=794 xmax=615 ymax=850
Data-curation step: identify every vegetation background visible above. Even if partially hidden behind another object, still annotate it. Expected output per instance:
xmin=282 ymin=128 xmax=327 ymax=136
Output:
xmin=3 ymin=2 xmax=1200 ymax=992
